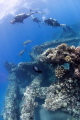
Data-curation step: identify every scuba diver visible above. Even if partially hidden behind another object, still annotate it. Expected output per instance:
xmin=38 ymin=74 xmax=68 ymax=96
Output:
xmin=32 ymin=16 xmax=41 ymax=27
xmin=10 ymin=9 xmax=40 ymax=24
xmin=44 ymin=18 xmax=72 ymax=32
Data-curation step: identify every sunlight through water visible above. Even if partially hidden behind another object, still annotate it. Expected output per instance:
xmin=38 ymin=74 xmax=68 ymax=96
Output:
xmin=0 ymin=0 xmax=37 ymax=22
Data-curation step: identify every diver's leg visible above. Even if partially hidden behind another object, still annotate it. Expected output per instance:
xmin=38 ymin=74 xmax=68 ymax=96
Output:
xmin=62 ymin=27 xmax=66 ymax=32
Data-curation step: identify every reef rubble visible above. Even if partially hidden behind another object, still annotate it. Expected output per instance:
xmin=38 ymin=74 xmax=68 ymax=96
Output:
xmin=2 ymin=38 xmax=80 ymax=120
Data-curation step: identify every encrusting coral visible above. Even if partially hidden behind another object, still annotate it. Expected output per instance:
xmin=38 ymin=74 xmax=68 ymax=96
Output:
xmin=3 ymin=81 xmax=18 ymax=120
xmin=20 ymin=76 xmax=42 ymax=120
xmin=43 ymin=77 xmax=80 ymax=118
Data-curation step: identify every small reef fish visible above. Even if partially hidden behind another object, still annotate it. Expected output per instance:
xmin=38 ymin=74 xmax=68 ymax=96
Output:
xmin=33 ymin=66 xmax=42 ymax=73
xmin=18 ymin=49 xmax=27 ymax=56
xmin=22 ymin=40 xmax=32 ymax=46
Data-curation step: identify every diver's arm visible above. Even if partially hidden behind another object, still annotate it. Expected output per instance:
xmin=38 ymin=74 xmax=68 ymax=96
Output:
xmin=53 ymin=19 xmax=57 ymax=22
xmin=29 ymin=11 xmax=38 ymax=16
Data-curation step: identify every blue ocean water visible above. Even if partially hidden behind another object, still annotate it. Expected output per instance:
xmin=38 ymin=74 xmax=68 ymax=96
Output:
xmin=0 ymin=0 xmax=80 ymax=119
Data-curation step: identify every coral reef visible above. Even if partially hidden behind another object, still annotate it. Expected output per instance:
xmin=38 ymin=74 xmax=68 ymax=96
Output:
xmin=39 ymin=43 xmax=73 ymax=64
xmin=39 ymin=43 xmax=80 ymax=78
xmin=3 ymin=40 xmax=80 ymax=120
xmin=29 ymin=37 xmax=80 ymax=60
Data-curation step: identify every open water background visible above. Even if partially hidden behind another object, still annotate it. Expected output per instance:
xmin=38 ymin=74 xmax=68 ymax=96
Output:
xmin=0 ymin=0 xmax=80 ymax=119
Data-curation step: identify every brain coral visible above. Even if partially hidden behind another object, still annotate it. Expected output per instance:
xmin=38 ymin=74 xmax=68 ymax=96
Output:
xmin=55 ymin=66 xmax=67 ymax=79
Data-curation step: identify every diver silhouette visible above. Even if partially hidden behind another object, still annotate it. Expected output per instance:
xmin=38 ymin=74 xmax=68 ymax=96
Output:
xmin=32 ymin=16 xmax=41 ymax=27
xmin=44 ymin=18 xmax=72 ymax=32
xmin=10 ymin=9 xmax=39 ymax=24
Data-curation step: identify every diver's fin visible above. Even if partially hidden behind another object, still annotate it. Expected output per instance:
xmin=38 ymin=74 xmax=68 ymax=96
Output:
xmin=30 ymin=9 xmax=32 ymax=13
xmin=38 ymin=23 xmax=40 ymax=27
xmin=66 ymin=25 xmax=72 ymax=30
xmin=24 ymin=49 xmax=27 ymax=51
xmin=62 ymin=27 xmax=66 ymax=32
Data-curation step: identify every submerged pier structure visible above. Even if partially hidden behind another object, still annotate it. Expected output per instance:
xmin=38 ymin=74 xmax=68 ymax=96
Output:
xmin=2 ymin=37 xmax=80 ymax=120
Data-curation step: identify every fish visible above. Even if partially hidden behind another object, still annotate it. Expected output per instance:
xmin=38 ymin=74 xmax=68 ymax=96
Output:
xmin=18 ymin=49 xmax=27 ymax=56
xmin=22 ymin=40 xmax=32 ymax=46
xmin=33 ymin=66 xmax=42 ymax=73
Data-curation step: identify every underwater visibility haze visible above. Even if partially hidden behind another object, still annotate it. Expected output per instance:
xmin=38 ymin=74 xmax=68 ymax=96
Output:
xmin=0 ymin=0 xmax=80 ymax=120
